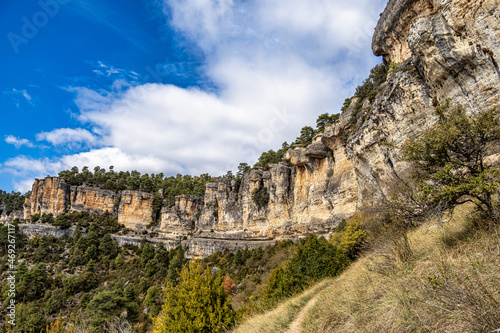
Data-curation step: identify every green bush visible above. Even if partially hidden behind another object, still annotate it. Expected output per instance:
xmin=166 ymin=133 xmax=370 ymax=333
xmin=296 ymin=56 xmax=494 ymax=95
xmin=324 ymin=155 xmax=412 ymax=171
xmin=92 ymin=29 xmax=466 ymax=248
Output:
xmin=330 ymin=214 xmax=367 ymax=260
xmin=401 ymin=101 xmax=500 ymax=224
xmin=53 ymin=215 xmax=71 ymax=229
xmin=263 ymin=235 xmax=349 ymax=303
xmin=252 ymin=186 xmax=270 ymax=208
xmin=152 ymin=262 xmax=235 ymax=333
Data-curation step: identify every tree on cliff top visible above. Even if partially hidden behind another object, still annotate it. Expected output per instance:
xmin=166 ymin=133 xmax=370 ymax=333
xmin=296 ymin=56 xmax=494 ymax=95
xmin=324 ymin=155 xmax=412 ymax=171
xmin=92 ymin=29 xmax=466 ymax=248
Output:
xmin=401 ymin=101 xmax=500 ymax=223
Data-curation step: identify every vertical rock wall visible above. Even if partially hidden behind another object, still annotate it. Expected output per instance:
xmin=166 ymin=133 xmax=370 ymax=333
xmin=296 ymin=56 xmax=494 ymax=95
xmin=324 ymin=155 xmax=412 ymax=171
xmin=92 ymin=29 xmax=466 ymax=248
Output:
xmin=159 ymin=195 xmax=203 ymax=236
xmin=24 ymin=177 xmax=70 ymax=219
xmin=117 ymin=191 xmax=154 ymax=230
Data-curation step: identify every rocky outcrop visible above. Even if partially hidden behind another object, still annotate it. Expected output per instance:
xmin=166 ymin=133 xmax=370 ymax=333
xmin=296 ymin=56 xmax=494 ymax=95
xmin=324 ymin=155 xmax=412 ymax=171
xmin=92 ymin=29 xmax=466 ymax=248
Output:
xmin=24 ymin=177 xmax=70 ymax=219
xmin=195 ymin=134 xmax=339 ymax=238
xmin=330 ymin=0 xmax=500 ymax=208
xmin=185 ymin=238 xmax=275 ymax=260
xmin=118 ymin=191 xmax=154 ymax=230
xmin=70 ymin=186 xmax=116 ymax=215
xmin=373 ymin=0 xmax=499 ymax=113
xmin=0 ymin=204 xmax=23 ymax=224
xmin=159 ymin=195 xmax=203 ymax=236
xmin=23 ymin=179 xmax=154 ymax=230
xmin=18 ymin=223 xmax=76 ymax=238
xmin=23 ymin=178 xmax=117 ymax=219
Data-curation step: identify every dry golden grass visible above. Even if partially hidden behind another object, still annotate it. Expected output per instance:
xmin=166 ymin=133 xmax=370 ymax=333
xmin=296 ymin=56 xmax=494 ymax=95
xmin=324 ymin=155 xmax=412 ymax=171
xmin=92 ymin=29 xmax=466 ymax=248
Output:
xmin=230 ymin=205 xmax=500 ymax=332
xmin=231 ymin=279 xmax=332 ymax=333
xmin=301 ymin=205 xmax=500 ymax=332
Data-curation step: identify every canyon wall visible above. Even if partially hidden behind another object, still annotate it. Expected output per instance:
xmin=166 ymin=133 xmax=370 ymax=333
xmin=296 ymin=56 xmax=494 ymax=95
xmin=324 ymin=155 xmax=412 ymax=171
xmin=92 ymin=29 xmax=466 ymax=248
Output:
xmin=23 ymin=177 xmax=117 ymax=219
xmin=118 ymin=190 xmax=154 ymax=229
xmin=5 ymin=0 xmax=499 ymax=257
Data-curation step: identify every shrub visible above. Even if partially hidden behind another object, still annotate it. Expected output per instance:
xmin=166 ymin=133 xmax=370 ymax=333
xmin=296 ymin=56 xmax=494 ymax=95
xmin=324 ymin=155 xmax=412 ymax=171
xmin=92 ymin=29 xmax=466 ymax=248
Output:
xmin=252 ymin=186 xmax=270 ymax=208
xmin=370 ymin=63 xmax=388 ymax=88
xmin=53 ymin=215 xmax=71 ymax=229
xmin=341 ymin=98 xmax=351 ymax=112
xmin=330 ymin=215 xmax=367 ymax=260
xmin=402 ymin=101 xmax=500 ymax=224
xmin=152 ymin=262 xmax=236 ymax=333
xmin=264 ymin=235 xmax=349 ymax=303
xmin=387 ymin=61 xmax=400 ymax=77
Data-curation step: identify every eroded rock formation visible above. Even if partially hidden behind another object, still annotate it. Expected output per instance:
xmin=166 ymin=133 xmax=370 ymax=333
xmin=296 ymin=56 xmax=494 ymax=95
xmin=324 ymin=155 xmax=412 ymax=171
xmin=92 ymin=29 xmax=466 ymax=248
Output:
xmin=118 ymin=191 xmax=155 ymax=230
xmin=23 ymin=177 xmax=117 ymax=220
xmin=159 ymin=195 xmax=203 ymax=237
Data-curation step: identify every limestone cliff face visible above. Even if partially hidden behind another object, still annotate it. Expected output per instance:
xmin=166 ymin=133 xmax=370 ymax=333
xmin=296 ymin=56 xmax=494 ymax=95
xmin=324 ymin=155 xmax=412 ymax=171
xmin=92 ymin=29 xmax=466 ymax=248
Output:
xmin=373 ymin=0 xmax=499 ymax=113
xmin=118 ymin=191 xmax=154 ymax=230
xmin=197 ymin=134 xmax=339 ymax=238
xmin=23 ymin=178 xmax=117 ymax=220
xmin=159 ymin=195 xmax=203 ymax=236
xmin=23 ymin=179 xmax=154 ymax=230
xmin=327 ymin=0 xmax=500 ymax=207
xmin=70 ymin=186 xmax=116 ymax=215
xmin=24 ymin=177 xmax=70 ymax=219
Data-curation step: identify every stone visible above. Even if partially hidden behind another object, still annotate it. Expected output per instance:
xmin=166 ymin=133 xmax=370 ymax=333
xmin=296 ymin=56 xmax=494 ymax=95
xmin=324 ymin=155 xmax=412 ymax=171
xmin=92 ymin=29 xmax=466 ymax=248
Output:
xmin=70 ymin=185 xmax=116 ymax=215
xmin=118 ymin=191 xmax=154 ymax=230
xmin=159 ymin=195 xmax=203 ymax=236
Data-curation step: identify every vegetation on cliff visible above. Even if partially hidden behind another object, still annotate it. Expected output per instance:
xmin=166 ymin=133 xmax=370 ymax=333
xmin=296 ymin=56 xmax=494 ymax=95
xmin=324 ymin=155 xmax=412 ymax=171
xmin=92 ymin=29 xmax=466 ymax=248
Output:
xmin=57 ymin=167 xmax=216 ymax=207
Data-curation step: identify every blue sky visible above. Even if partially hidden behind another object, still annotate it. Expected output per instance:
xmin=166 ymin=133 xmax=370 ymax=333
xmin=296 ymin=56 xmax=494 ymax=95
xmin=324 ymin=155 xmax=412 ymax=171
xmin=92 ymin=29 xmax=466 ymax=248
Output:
xmin=0 ymin=0 xmax=388 ymax=193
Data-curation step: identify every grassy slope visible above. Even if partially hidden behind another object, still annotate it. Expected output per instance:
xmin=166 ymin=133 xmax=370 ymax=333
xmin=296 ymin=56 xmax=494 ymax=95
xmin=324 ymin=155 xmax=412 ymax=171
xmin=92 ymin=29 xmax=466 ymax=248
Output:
xmin=232 ymin=279 xmax=332 ymax=333
xmin=233 ymin=205 xmax=500 ymax=332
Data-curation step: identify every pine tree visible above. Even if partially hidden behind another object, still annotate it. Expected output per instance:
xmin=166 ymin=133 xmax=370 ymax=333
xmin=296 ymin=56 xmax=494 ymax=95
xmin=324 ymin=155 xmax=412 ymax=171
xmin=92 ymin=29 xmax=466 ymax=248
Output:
xmin=166 ymin=247 xmax=184 ymax=284
xmin=124 ymin=285 xmax=135 ymax=303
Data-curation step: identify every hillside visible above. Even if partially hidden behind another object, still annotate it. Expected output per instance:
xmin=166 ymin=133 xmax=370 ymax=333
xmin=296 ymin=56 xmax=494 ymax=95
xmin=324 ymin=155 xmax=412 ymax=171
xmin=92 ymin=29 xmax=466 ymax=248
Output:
xmin=234 ymin=205 xmax=500 ymax=332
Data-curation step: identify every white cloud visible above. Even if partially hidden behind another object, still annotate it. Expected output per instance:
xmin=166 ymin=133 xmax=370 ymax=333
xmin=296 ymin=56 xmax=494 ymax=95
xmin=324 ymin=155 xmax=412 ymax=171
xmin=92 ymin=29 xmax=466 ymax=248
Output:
xmin=92 ymin=61 xmax=140 ymax=80
xmin=71 ymin=0 xmax=387 ymax=175
xmin=36 ymin=128 xmax=98 ymax=147
xmin=5 ymin=135 xmax=35 ymax=149
xmin=13 ymin=178 xmax=38 ymax=194
xmin=5 ymin=0 xmax=389 ymax=190
xmin=4 ymin=88 xmax=34 ymax=107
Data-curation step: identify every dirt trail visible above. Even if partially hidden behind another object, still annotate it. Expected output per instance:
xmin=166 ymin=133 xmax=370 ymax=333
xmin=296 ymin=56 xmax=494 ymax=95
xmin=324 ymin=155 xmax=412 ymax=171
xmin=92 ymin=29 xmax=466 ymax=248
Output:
xmin=284 ymin=296 xmax=318 ymax=333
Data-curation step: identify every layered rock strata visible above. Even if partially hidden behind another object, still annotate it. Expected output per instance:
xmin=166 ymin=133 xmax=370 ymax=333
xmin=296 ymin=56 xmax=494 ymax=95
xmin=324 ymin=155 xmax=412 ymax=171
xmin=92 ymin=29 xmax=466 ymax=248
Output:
xmin=118 ymin=191 xmax=154 ymax=229
xmin=159 ymin=195 xmax=203 ymax=237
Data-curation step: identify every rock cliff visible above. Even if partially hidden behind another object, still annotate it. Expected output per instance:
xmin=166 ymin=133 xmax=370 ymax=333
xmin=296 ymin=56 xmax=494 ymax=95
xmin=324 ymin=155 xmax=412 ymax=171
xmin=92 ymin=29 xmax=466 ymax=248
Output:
xmin=118 ymin=190 xmax=154 ymax=230
xmin=23 ymin=177 xmax=117 ymax=220
xmin=158 ymin=195 xmax=203 ymax=237
xmin=330 ymin=0 xmax=500 ymax=207
xmin=373 ymin=0 xmax=499 ymax=113
xmin=0 ymin=204 xmax=23 ymax=223
xmin=10 ymin=0 xmax=499 ymax=258
xmin=195 ymin=133 xmax=339 ymax=239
